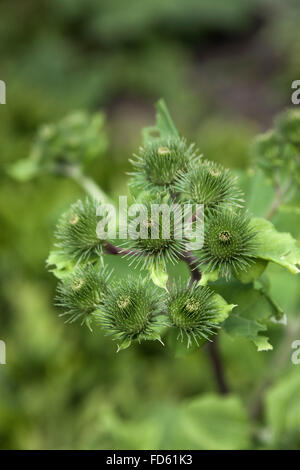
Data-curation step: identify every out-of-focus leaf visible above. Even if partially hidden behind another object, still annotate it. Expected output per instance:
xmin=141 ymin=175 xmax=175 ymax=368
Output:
xmin=9 ymin=111 xmax=108 ymax=181
xmin=266 ymin=370 xmax=300 ymax=445
xmin=7 ymin=158 xmax=40 ymax=181
xmin=142 ymin=99 xmax=179 ymax=145
xmin=179 ymin=394 xmax=251 ymax=450
xmin=166 ymin=328 xmax=201 ymax=357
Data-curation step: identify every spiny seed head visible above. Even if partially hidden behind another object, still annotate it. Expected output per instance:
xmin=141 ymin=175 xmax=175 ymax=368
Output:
xmin=56 ymin=263 xmax=111 ymax=324
xmin=200 ymin=209 xmax=257 ymax=279
xmin=168 ymin=283 xmax=219 ymax=347
xmin=175 ymin=160 xmax=243 ymax=211
xmin=55 ymin=198 xmax=103 ymax=262
xmin=97 ymin=279 xmax=166 ymax=349
xmin=129 ymin=137 xmax=200 ymax=193
xmin=276 ymin=109 xmax=300 ymax=145
xmin=123 ymin=198 xmax=186 ymax=269
xmin=252 ymin=130 xmax=297 ymax=173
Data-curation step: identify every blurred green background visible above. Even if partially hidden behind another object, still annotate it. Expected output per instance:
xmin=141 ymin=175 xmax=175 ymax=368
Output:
xmin=1 ymin=0 xmax=300 ymax=449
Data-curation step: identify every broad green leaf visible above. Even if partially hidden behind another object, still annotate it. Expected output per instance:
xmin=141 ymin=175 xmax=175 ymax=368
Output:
xmin=234 ymin=258 xmax=268 ymax=284
xmin=224 ymin=314 xmax=272 ymax=351
xmin=142 ymin=99 xmax=179 ymax=145
xmin=213 ymin=293 xmax=236 ymax=323
xmin=255 ymin=277 xmax=285 ymax=321
xmin=246 ymin=169 xmax=274 ymax=217
xmin=8 ymin=158 xmax=40 ymax=181
xmin=266 ymin=370 xmax=300 ymax=444
xmin=46 ymin=250 xmax=76 ymax=280
xmin=145 ymin=394 xmax=251 ymax=450
xmin=216 ymin=280 xmax=276 ymax=351
xmin=179 ymin=394 xmax=251 ymax=450
xmin=250 ymin=217 xmax=300 ymax=274
xmin=149 ymin=262 xmax=168 ymax=290
xmin=253 ymin=335 xmax=273 ymax=352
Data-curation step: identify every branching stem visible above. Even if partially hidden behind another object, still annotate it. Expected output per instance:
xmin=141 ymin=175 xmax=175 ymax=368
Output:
xmin=103 ymin=241 xmax=138 ymax=257
xmin=181 ymin=251 xmax=202 ymax=285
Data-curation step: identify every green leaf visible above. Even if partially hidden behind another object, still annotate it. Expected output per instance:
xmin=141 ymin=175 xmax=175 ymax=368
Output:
xmin=198 ymin=269 xmax=219 ymax=286
xmin=266 ymin=370 xmax=300 ymax=445
xmin=46 ymin=250 xmax=76 ymax=280
xmin=250 ymin=217 xmax=300 ymax=274
xmin=253 ymin=335 xmax=273 ymax=352
xmin=145 ymin=394 xmax=251 ymax=450
xmin=216 ymin=280 xmax=276 ymax=351
xmin=213 ymin=293 xmax=236 ymax=323
xmin=255 ymin=277 xmax=285 ymax=321
xmin=8 ymin=158 xmax=40 ymax=181
xmin=234 ymin=258 xmax=268 ymax=283
xmin=9 ymin=111 xmax=108 ymax=181
xmin=224 ymin=314 xmax=272 ymax=349
xmin=142 ymin=99 xmax=179 ymax=145
xmin=149 ymin=262 xmax=168 ymax=291
xmin=179 ymin=394 xmax=251 ymax=450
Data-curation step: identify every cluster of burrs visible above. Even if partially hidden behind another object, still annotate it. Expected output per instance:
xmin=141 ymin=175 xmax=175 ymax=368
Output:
xmin=51 ymin=131 xmax=257 ymax=350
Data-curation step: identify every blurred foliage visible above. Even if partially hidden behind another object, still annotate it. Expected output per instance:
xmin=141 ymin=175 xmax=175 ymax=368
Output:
xmin=0 ymin=0 xmax=300 ymax=450
xmin=9 ymin=111 xmax=107 ymax=181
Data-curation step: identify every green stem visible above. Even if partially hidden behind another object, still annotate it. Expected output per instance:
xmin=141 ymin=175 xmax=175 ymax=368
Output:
xmin=63 ymin=164 xmax=111 ymax=204
xmin=265 ymin=179 xmax=291 ymax=220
